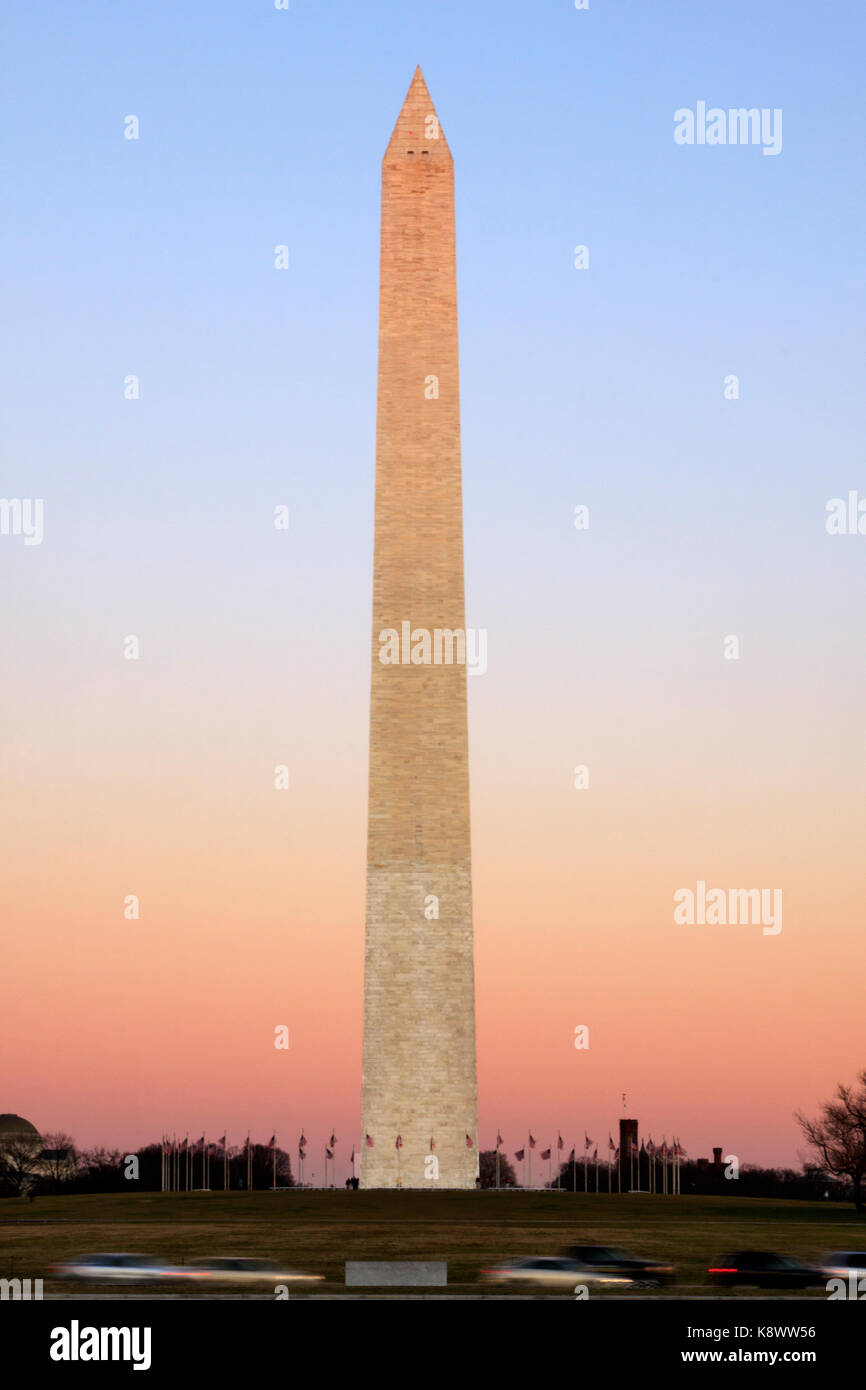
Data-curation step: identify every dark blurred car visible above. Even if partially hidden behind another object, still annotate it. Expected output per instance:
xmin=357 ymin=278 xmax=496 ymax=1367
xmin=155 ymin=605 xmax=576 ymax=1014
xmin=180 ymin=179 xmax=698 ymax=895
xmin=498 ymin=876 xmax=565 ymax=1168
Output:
xmin=563 ymin=1244 xmax=674 ymax=1287
xmin=483 ymin=1256 xmax=631 ymax=1288
xmin=708 ymin=1251 xmax=823 ymax=1289
xmin=48 ymin=1253 xmax=173 ymax=1283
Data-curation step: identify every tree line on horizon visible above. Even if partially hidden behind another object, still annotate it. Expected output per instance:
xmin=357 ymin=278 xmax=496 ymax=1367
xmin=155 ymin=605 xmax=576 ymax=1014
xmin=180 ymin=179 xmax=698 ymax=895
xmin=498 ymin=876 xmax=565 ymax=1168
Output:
xmin=0 ymin=1138 xmax=296 ymax=1198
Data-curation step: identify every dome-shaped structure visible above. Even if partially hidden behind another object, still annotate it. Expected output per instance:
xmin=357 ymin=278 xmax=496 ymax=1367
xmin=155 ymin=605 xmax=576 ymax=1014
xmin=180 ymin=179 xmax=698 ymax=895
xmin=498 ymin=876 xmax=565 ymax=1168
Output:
xmin=0 ymin=1114 xmax=41 ymax=1140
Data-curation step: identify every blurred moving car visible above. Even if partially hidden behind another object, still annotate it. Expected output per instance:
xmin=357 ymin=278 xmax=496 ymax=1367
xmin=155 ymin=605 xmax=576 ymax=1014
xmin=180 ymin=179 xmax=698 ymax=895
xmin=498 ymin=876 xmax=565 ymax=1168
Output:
xmin=48 ymin=1253 xmax=174 ymax=1283
xmin=187 ymin=1257 xmax=323 ymax=1285
xmin=708 ymin=1251 xmax=824 ymax=1289
xmin=482 ymin=1256 xmax=632 ymax=1288
xmin=563 ymin=1244 xmax=675 ymax=1288
xmin=819 ymin=1251 xmax=866 ymax=1281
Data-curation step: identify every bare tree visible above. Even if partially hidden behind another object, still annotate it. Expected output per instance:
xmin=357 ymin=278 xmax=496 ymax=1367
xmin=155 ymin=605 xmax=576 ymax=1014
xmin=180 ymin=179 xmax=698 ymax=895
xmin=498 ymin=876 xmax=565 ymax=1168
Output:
xmin=39 ymin=1132 xmax=78 ymax=1188
xmin=796 ymin=1069 xmax=866 ymax=1210
xmin=0 ymin=1133 xmax=44 ymax=1196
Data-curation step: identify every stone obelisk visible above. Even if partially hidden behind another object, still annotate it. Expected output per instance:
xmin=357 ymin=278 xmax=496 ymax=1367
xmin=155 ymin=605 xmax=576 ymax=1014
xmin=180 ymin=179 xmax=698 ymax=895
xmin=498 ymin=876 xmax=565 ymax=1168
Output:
xmin=360 ymin=68 xmax=478 ymax=1189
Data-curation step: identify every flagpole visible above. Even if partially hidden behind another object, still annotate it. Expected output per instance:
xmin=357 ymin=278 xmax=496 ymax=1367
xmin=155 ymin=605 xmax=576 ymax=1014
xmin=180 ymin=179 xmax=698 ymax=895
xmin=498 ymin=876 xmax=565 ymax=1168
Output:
xmin=528 ymin=1134 xmax=531 ymax=1191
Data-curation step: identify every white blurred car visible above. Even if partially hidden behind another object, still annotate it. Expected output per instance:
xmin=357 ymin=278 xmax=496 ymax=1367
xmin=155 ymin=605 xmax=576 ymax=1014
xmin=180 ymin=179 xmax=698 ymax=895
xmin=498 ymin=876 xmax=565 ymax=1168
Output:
xmin=483 ymin=1256 xmax=631 ymax=1288
xmin=188 ymin=1257 xmax=323 ymax=1286
xmin=820 ymin=1251 xmax=866 ymax=1280
xmin=48 ymin=1253 xmax=173 ymax=1283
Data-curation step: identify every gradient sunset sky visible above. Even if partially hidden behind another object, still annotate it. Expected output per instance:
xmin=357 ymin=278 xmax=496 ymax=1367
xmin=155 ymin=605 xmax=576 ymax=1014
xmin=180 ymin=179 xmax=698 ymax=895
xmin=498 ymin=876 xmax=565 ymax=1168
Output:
xmin=2 ymin=0 xmax=864 ymax=1180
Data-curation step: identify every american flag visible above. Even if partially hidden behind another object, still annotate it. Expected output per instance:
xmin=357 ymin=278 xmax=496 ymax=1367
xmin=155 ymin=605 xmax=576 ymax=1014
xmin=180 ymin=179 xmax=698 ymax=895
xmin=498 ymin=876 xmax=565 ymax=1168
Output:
xmin=569 ymin=1147 xmax=576 ymax=1162
xmin=329 ymin=1132 xmax=337 ymax=1147
xmin=584 ymin=1134 xmax=593 ymax=1149
xmin=269 ymin=1134 xmax=276 ymax=1148
xmin=325 ymin=1147 xmax=334 ymax=1159
xmin=429 ymin=1137 xmax=435 ymax=1152
xmin=557 ymin=1134 xmax=564 ymax=1151
xmin=395 ymin=1134 xmax=403 ymax=1150
xmin=299 ymin=1132 xmax=307 ymax=1149
xmin=465 ymin=1134 xmax=474 ymax=1149
xmin=365 ymin=1134 xmax=374 ymax=1148
xmin=541 ymin=1148 xmax=551 ymax=1161
xmin=608 ymin=1135 xmax=615 ymax=1151
xmin=514 ymin=1148 xmax=525 ymax=1162
xmin=496 ymin=1131 xmax=503 ymax=1149
xmin=528 ymin=1134 xmax=536 ymax=1149
xmin=218 ymin=1134 xmax=226 ymax=1147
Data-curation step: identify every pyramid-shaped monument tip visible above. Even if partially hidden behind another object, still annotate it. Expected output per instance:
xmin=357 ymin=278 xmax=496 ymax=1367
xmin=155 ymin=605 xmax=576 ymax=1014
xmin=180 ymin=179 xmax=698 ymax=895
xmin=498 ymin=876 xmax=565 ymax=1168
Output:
xmin=384 ymin=67 xmax=451 ymax=160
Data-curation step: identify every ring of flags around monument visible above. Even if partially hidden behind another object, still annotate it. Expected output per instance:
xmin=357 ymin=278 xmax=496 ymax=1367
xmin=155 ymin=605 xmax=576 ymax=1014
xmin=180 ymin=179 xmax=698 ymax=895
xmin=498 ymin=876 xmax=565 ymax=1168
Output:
xmin=159 ymin=1130 xmax=687 ymax=1190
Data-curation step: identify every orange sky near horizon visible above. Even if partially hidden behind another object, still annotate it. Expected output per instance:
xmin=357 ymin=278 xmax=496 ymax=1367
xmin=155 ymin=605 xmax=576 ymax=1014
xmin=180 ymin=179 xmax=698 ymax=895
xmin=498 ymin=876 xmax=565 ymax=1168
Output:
xmin=2 ymin=602 xmax=863 ymax=1180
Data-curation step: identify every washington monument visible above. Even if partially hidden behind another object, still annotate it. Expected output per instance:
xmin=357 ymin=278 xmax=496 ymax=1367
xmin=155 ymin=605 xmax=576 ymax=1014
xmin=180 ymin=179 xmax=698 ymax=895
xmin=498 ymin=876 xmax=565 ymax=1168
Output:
xmin=360 ymin=69 xmax=478 ymax=1188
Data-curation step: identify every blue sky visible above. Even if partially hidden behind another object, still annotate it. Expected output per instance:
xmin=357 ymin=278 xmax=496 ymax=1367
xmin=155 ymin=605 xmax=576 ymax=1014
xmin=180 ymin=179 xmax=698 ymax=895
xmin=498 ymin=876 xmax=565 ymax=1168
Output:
xmin=3 ymin=1 xmax=863 ymax=568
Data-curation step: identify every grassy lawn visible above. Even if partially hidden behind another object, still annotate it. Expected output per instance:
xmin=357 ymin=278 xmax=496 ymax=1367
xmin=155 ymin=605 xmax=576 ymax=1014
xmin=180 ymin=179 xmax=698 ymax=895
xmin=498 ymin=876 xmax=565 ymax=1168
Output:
xmin=2 ymin=1190 xmax=863 ymax=1296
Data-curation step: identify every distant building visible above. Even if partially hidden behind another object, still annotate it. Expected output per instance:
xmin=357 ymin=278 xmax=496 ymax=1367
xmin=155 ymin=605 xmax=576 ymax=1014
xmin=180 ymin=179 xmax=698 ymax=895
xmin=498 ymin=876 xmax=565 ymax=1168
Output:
xmin=0 ymin=1113 xmax=40 ymax=1142
xmin=619 ymin=1118 xmax=639 ymax=1189
xmin=0 ymin=1113 xmax=74 ymax=1184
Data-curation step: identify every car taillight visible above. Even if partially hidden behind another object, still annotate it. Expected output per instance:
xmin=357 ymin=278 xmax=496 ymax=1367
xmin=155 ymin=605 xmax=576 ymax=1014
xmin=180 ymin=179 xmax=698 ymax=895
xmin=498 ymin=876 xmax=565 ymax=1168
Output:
xmin=709 ymin=1268 xmax=737 ymax=1274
